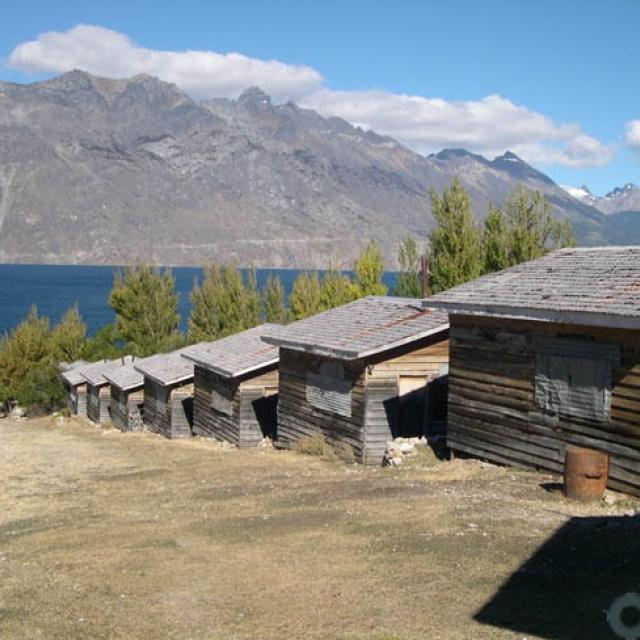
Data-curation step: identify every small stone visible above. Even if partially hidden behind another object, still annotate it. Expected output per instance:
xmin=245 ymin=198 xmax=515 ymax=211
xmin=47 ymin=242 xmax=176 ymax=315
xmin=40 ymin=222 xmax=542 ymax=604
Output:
xmin=398 ymin=442 xmax=415 ymax=455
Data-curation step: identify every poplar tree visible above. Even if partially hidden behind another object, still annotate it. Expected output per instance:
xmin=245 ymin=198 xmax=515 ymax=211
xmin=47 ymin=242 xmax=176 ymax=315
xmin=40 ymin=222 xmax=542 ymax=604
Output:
xmin=354 ymin=239 xmax=387 ymax=297
xmin=51 ymin=305 xmax=87 ymax=363
xmin=263 ymin=275 xmax=290 ymax=324
xmin=482 ymin=206 xmax=510 ymax=273
xmin=428 ymin=177 xmax=482 ymax=294
xmin=289 ymin=271 xmax=322 ymax=320
xmin=504 ymin=186 xmax=575 ymax=265
xmin=393 ymin=237 xmax=423 ymax=298
xmin=109 ymin=263 xmax=181 ymax=356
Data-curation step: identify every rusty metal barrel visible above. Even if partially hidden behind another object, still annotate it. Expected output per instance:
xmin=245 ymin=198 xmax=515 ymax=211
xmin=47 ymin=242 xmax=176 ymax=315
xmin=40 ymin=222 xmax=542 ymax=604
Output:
xmin=564 ymin=446 xmax=609 ymax=501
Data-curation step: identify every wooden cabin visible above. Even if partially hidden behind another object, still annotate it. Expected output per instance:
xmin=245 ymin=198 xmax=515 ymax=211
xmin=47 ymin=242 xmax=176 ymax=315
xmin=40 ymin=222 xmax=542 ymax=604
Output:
xmin=183 ymin=324 xmax=280 ymax=447
xmin=429 ymin=246 xmax=640 ymax=495
xmin=134 ymin=348 xmax=195 ymax=438
xmin=81 ymin=356 xmax=134 ymax=424
xmin=60 ymin=360 xmax=89 ymax=416
xmin=262 ymin=297 xmax=450 ymax=464
xmin=104 ymin=362 xmax=144 ymax=432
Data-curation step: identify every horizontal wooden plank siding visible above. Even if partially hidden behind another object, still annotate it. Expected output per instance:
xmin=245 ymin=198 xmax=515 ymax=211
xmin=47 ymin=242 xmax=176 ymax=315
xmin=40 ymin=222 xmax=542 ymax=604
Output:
xmin=87 ymin=384 xmax=111 ymax=424
xmin=66 ymin=382 xmax=88 ymax=417
xmin=110 ymin=386 xmax=144 ymax=432
xmin=277 ymin=348 xmax=366 ymax=460
xmin=363 ymin=333 xmax=450 ymax=463
xmin=447 ymin=314 xmax=640 ymax=496
xmin=143 ymin=379 xmax=194 ymax=439
xmin=193 ymin=365 xmax=279 ymax=447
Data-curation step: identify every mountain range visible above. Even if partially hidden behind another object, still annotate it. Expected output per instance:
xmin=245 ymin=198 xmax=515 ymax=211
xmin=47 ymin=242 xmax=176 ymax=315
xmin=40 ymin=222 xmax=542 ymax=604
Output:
xmin=0 ymin=70 xmax=636 ymax=268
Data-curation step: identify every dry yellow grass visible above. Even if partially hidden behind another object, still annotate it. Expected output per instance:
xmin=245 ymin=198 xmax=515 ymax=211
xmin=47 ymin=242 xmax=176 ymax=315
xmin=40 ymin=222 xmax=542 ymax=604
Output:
xmin=0 ymin=416 xmax=637 ymax=639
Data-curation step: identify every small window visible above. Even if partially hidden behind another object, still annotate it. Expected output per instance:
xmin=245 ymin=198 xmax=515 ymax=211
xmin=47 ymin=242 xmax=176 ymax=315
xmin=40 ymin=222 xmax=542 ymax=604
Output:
xmin=307 ymin=361 xmax=353 ymax=417
xmin=534 ymin=338 xmax=620 ymax=422
xmin=211 ymin=381 xmax=233 ymax=416
xmin=156 ymin=388 xmax=166 ymax=414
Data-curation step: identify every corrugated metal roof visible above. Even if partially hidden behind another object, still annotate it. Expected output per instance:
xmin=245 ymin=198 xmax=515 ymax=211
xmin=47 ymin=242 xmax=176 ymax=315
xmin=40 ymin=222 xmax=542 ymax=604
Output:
xmin=262 ymin=297 xmax=449 ymax=360
xmin=103 ymin=361 xmax=144 ymax=391
xmin=134 ymin=347 xmax=195 ymax=387
xmin=427 ymin=246 xmax=640 ymax=329
xmin=60 ymin=361 xmax=92 ymax=387
xmin=182 ymin=324 xmax=280 ymax=379
xmin=80 ymin=356 xmax=134 ymax=387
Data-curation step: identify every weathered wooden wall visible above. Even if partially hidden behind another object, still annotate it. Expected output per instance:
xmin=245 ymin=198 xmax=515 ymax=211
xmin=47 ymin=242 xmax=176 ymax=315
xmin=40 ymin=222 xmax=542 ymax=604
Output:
xmin=277 ymin=335 xmax=449 ymax=464
xmin=66 ymin=382 xmax=88 ymax=417
xmin=277 ymin=348 xmax=367 ymax=459
xmin=87 ymin=384 xmax=111 ymax=424
xmin=192 ymin=365 xmax=278 ymax=447
xmin=143 ymin=378 xmax=193 ymax=439
xmin=110 ymin=387 xmax=144 ymax=432
xmin=364 ymin=335 xmax=450 ymax=462
xmin=447 ymin=314 xmax=640 ymax=495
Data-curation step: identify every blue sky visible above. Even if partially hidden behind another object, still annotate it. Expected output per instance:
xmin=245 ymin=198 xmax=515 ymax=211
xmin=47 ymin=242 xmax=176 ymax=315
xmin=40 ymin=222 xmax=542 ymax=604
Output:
xmin=1 ymin=0 xmax=638 ymax=195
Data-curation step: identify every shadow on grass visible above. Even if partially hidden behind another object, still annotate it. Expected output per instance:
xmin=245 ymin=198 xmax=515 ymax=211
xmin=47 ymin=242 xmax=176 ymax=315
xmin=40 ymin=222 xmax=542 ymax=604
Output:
xmin=474 ymin=515 xmax=640 ymax=639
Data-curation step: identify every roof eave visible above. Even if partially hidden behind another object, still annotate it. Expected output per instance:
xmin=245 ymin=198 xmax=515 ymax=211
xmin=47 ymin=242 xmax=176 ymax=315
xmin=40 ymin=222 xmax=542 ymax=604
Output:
xmin=263 ymin=323 xmax=450 ymax=361
xmin=437 ymin=303 xmax=640 ymax=330
xmin=185 ymin=354 xmax=279 ymax=379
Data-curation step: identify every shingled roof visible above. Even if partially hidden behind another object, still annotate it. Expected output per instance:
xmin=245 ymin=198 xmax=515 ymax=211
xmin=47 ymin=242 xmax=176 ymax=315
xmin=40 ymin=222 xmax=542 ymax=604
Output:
xmin=262 ymin=297 xmax=449 ymax=360
xmin=60 ymin=361 xmax=92 ymax=387
xmin=182 ymin=324 xmax=279 ymax=378
xmin=103 ymin=361 xmax=144 ymax=391
xmin=80 ymin=356 xmax=135 ymax=387
xmin=134 ymin=347 xmax=195 ymax=387
xmin=427 ymin=246 xmax=640 ymax=329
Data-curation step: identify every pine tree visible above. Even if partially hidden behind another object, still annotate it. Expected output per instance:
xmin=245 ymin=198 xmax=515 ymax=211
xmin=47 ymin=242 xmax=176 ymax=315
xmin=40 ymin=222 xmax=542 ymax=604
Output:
xmin=482 ymin=206 xmax=510 ymax=273
xmin=188 ymin=264 xmax=261 ymax=342
xmin=263 ymin=275 xmax=290 ymax=324
xmin=320 ymin=266 xmax=359 ymax=311
xmin=428 ymin=177 xmax=483 ymax=294
xmin=109 ymin=263 xmax=182 ymax=356
xmin=354 ymin=240 xmax=387 ymax=297
xmin=51 ymin=305 xmax=87 ymax=363
xmin=393 ymin=237 xmax=423 ymax=298
xmin=0 ymin=306 xmax=64 ymax=411
xmin=82 ymin=324 xmax=125 ymax=361
xmin=289 ymin=271 xmax=322 ymax=320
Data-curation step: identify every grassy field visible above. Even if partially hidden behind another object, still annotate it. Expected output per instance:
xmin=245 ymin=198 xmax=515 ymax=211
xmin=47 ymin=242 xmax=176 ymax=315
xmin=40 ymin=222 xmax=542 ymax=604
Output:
xmin=1 ymin=416 xmax=638 ymax=639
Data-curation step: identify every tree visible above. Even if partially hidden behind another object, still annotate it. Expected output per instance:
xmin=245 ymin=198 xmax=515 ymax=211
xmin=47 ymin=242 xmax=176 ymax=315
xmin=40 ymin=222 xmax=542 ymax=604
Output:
xmin=482 ymin=206 xmax=510 ymax=273
xmin=109 ymin=263 xmax=182 ymax=356
xmin=51 ymin=305 xmax=87 ymax=363
xmin=289 ymin=271 xmax=322 ymax=320
xmin=504 ymin=186 xmax=575 ymax=265
xmin=320 ymin=266 xmax=359 ymax=311
xmin=428 ymin=177 xmax=483 ymax=294
xmin=188 ymin=264 xmax=260 ymax=342
xmin=82 ymin=324 xmax=125 ymax=361
xmin=263 ymin=275 xmax=290 ymax=324
xmin=393 ymin=237 xmax=423 ymax=298
xmin=354 ymin=240 xmax=387 ymax=297
xmin=0 ymin=306 xmax=64 ymax=412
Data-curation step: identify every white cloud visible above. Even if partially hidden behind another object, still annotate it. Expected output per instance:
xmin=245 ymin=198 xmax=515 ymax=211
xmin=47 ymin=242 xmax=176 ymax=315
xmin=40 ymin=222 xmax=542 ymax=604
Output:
xmin=7 ymin=24 xmax=323 ymax=102
xmin=6 ymin=24 xmax=614 ymax=168
xmin=624 ymin=120 xmax=640 ymax=152
xmin=300 ymin=89 xmax=613 ymax=167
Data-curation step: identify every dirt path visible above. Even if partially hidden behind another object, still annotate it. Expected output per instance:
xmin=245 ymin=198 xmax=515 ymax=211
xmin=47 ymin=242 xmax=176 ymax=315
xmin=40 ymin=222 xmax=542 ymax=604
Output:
xmin=1 ymin=416 xmax=638 ymax=639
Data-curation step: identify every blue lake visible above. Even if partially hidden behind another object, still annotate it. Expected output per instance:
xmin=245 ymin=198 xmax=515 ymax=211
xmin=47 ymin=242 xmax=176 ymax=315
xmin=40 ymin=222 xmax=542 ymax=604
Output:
xmin=0 ymin=264 xmax=399 ymax=336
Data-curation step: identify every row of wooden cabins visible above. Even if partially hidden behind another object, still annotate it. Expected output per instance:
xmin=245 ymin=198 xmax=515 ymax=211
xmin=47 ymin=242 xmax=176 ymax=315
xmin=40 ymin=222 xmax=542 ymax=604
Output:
xmin=60 ymin=246 xmax=640 ymax=495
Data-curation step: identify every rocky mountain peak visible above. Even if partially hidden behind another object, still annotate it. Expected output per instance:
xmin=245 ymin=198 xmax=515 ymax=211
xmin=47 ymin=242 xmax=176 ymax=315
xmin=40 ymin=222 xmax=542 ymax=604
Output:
xmin=606 ymin=183 xmax=639 ymax=199
xmin=238 ymin=86 xmax=272 ymax=109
